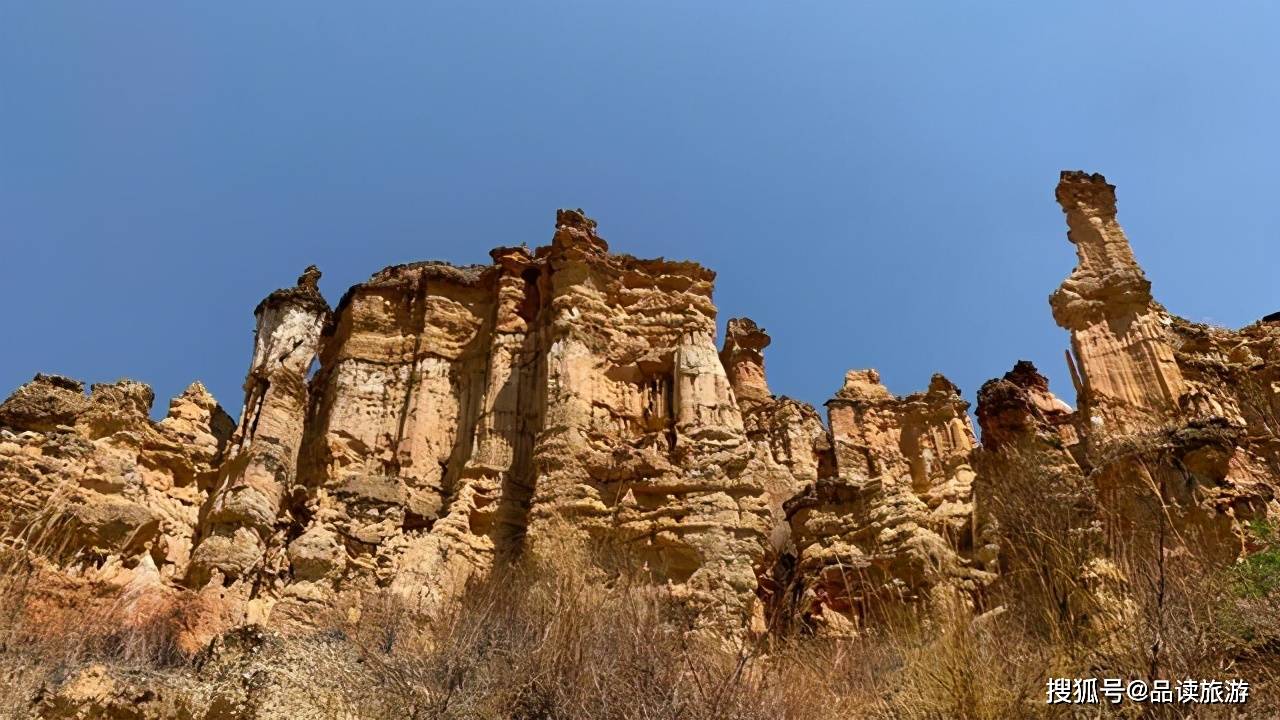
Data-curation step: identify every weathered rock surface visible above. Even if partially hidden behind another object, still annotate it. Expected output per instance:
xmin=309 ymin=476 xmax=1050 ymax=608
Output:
xmin=259 ymin=212 xmax=790 ymax=630
xmin=1047 ymin=171 xmax=1279 ymax=565
xmin=721 ymin=318 xmax=830 ymax=513
xmin=783 ymin=370 xmax=988 ymax=631
xmin=971 ymin=360 xmax=1086 ymax=573
xmin=2 ymin=171 xmax=1278 ymax=691
xmin=189 ymin=266 xmax=331 ymax=596
xmin=0 ymin=375 xmax=232 ymax=575
xmin=967 ymin=172 xmax=1280 ymax=643
xmin=1050 ymin=171 xmax=1187 ymax=433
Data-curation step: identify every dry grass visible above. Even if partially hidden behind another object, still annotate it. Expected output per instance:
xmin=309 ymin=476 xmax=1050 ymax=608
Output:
xmin=327 ymin=543 xmax=1057 ymax=720
xmin=973 ymin=435 xmax=1280 ymax=718
xmin=0 ymin=494 xmax=217 ymax=673
xmin=2 ymin=539 xmax=1278 ymax=718
xmin=337 ymin=547 xmax=821 ymax=720
xmin=1 ymin=452 xmax=1278 ymax=717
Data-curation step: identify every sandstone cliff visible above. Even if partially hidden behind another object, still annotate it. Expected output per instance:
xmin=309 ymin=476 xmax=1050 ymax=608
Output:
xmin=2 ymin=172 xmax=1280 ymax=716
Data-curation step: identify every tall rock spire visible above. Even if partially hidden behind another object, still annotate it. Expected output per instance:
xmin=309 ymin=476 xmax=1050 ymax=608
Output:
xmin=1049 ymin=171 xmax=1184 ymax=431
xmin=188 ymin=267 xmax=331 ymax=587
xmin=719 ymin=317 xmax=773 ymax=412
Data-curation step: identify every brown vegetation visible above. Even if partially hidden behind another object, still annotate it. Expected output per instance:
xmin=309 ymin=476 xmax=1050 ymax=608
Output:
xmin=4 ymin=489 xmax=1279 ymax=719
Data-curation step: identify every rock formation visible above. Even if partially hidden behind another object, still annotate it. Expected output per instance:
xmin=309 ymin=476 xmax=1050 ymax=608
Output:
xmin=971 ymin=360 xmax=1086 ymax=574
xmin=1046 ymin=171 xmax=1278 ymax=565
xmin=1050 ymin=172 xmax=1186 ymax=433
xmin=0 ymin=375 xmax=232 ymax=576
xmin=720 ymin=318 xmax=829 ymax=517
xmin=783 ymin=371 xmax=988 ymax=631
xmin=2 ymin=171 xmax=1278 ymax=675
xmin=189 ymin=266 xmax=330 ymax=591
xmin=968 ymin=172 xmax=1280 ymax=642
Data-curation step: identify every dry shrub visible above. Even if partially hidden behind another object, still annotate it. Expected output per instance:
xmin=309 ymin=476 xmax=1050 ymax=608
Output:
xmin=1 ymin=440 xmax=1277 ymax=718
xmin=0 ymin=498 xmax=218 ymax=672
xmin=971 ymin=430 xmax=1280 ymax=717
xmin=334 ymin=538 xmax=1053 ymax=720
xmin=1 ymin=568 xmax=215 ymax=672
xmin=870 ymin=605 xmax=1050 ymax=719
xmin=340 ymin=542 xmax=803 ymax=720
xmin=976 ymin=444 xmax=1102 ymax=648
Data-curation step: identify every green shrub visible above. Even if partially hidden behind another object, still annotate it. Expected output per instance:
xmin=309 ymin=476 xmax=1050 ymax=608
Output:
xmin=1233 ymin=520 xmax=1280 ymax=599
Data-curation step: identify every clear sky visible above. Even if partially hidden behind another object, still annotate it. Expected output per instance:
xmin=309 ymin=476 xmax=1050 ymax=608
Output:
xmin=2 ymin=3 xmax=1278 ymax=426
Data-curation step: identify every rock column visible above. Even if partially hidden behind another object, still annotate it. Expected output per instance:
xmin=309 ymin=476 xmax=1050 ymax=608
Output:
xmin=1049 ymin=171 xmax=1185 ymax=431
xmin=189 ymin=267 xmax=330 ymax=586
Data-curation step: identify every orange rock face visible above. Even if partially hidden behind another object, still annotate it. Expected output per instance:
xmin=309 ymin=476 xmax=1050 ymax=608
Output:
xmin=782 ymin=371 xmax=988 ymax=631
xmin=1045 ymin=171 xmax=1279 ymax=564
xmin=277 ymin=211 xmax=785 ymax=628
xmin=0 ymin=375 xmax=232 ymax=578
xmin=1050 ymin=171 xmax=1187 ymax=432
xmin=2 ymin=174 xmax=1278 ymax=648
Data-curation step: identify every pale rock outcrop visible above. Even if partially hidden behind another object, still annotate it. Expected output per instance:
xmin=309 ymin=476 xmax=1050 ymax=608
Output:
xmin=971 ymin=361 xmax=1086 ymax=572
xmin=270 ymin=211 xmax=776 ymax=630
xmin=286 ymin=257 xmax=499 ymax=617
xmin=720 ymin=318 xmax=773 ymax=411
xmin=520 ymin=212 xmax=771 ymax=628
xmin=721 ymin=318 xmax=830 ymax=511
xmin=960 ymin=173 xmax=1280 ymax=646
xmin=1050 ymin=171 xmax=1186 ymax=433
xmin=0 ymin=374 xmax=237 ymax=661
xmin=189 ymin=266 xmax=331 ymax=589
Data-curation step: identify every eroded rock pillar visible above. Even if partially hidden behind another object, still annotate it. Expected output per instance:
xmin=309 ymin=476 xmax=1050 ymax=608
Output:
xmin=719 ymin=318 xmax=772 ymax=411
xmin=189 ymin=267 xmax=330 ymax=586
xmin=1050 ymin=171 xmax=1185 ymax=431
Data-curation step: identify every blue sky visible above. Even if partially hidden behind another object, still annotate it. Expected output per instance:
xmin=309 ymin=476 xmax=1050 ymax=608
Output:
xmin=2 ymin=2 xmax=1277 ymax=425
